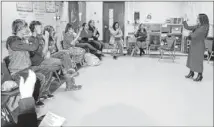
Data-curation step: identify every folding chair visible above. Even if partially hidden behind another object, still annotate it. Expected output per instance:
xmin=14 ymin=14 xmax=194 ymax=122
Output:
xmin=158 ymin=36 xmax=176 ymax=62
xmin=1 ymin=59 xmax=20 ymax=124
xmin=207 ymin=51 xmax=214 ymax=64
xmin=205 ymin=40 xmax=214 ymax=64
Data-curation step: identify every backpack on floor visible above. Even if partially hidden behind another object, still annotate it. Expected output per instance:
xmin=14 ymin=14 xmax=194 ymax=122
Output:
xmin=84 ymin=53 xmax=101 ymax=66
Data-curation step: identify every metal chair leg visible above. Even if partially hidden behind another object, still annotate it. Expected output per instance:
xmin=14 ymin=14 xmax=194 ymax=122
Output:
xmin=54 ymin=71 xmax=61 ymax=84
xmin=208 ymin=51 xmax=213 ymax=64
xmin=158 ymin=49 xmax=162 ymax=61
xmin=131 ymin=48 xmax=136 ymax=57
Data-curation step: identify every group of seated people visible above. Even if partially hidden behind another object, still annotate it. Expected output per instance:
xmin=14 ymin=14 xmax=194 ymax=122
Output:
xmin=2 ymin=18 xmax=149 ymax=126
xmin=5 ymin=18 xmax=111 ymax=107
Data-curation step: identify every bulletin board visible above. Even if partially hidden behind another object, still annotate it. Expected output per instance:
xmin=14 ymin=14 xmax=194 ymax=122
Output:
xmin=1 ymin=2 xmax=57 ymax=41
xmin=45 ymin=2 xmax=56 ymax=13
xmin=16 ymin=2 xmax=33 ymax=12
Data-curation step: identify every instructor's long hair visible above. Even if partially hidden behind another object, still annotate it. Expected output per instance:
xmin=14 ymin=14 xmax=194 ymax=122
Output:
xmin=198 ymin=13 xmax=209 ymax=38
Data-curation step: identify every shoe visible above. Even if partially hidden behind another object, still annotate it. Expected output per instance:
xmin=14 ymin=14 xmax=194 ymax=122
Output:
xmin=139 ymin=48 xmax=145 ymax=56
xmin=113 ymin=56 xmax=117 ymax=60
xmin=46 ymin=94 xmax=54 ymax=99
xmin=193 ymin=74 xmax=203 ymax=82
xmin=65 ymin=85 xmax=82 ymax=91
xmin=185 ymin=71 xmax=194 ymax=79
xmin=95 ymin=54 xmax=102 ymax=60
xmin=140 ymin=49 xmax=142 ymax=56
xmin=36 ymin=101 xmax=44 ymax=107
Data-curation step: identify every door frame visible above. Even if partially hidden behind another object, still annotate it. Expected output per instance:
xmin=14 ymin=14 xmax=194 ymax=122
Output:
xmin=103 ymin=1 xmax=125 ymax=43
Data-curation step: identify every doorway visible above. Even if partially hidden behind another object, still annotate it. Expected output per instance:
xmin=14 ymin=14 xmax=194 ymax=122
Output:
xmin=103 ymin=2 xmax=125 ymax=43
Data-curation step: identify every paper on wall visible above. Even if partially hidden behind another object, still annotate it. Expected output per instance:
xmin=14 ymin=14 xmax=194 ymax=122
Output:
xmin=109 ymin=9 xmax=114 ymax=27
xmin=39 ymin=111 xmax=66 ymax=127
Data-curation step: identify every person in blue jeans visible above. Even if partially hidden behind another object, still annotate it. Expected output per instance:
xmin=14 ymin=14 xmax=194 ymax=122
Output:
xmin=29 ymin=21 xmax=81 ymax=91
xmin=6 ymin=19 xmax=53 ymax=107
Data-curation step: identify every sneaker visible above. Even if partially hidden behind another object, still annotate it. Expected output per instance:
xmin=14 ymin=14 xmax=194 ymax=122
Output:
xmin=36 ymin=101 xmax=44 ymax=107
xmin=46 ymin=94 xmax=54 ymax=99
xmin=113 ymin=56 xmax=117 ymax=60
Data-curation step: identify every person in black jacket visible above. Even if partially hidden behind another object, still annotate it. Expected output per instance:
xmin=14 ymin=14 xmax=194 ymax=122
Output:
xmin=17 ymin=69 xmax=38 ymax=127
xmin=134 ymin=23 xmax=147 ymax=56
xmin=88 ymin=20 xmax=105 ymax=54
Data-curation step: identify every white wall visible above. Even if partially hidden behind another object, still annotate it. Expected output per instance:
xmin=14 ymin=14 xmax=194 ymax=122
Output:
xmin=86 ymin=2 xmax=103 ymax=40
xmin=85 ymin=2 xmax=184 ymax=40
xmin=181 ymin=2 xmax=213 ymax=25
xmin=181 ymin=2 xmax=213 ymax=37
xmin=1 ymin=2 xmax=57 ymax=41
xmin=124 ymin=2 xmax=183 ymax=36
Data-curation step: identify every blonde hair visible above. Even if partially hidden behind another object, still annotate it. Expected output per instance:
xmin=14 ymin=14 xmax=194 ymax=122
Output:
xmin=12 ymin=19 xmax=28 ymax=35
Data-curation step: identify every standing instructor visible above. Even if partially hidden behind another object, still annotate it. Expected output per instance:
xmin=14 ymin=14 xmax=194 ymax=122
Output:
xmin=183 ymin=14 xmax=209 ymax=82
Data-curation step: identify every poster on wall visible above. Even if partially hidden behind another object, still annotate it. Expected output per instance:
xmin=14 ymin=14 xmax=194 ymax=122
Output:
xmin=46 ymin=2 xmax=56 ymax=13
xmin=33 ymin=2 xmax=46 ymax=13
xmin=109 ymin=9 xmax=114 ymax=27
xmin=16 ymin=2 xmax=33 ymax=12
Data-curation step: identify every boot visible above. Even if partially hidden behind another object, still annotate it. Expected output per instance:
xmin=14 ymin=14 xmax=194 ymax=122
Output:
xmin=65 ymin=76 xmax=82 ymax=91
xmin=95 ymin=53 xmax=102 ymax=60
xmin=193 ymin=73 xmax=203 ymax=82
xmin=185 ymin=70 xmax=194 ymax=79
xmin=139 ymin=48 xmax=143 ymax=56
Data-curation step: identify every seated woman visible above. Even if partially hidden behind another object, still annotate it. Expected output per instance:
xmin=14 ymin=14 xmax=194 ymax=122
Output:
xmin=109 ymin=22 xmax=124 ymax=59
xmin=64 ymin=23 xmax=102 ymax=57
xmin=62 ymin=23 xmax=87 ymax=64
xmin=6 ymin=19 xmax=52 ymax=107
xmin=134 ymin=23 xmax=147 ymax=56
xmin=79 ymin=23 xmax=102 ymax=60
xmin=29 ymin=21 xmax=81 ymax=91
xmin=88 ymin=20 xmax=105 ymax=53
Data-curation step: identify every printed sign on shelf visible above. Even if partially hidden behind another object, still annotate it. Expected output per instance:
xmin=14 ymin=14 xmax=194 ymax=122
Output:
xmin=39 ymin=111 xmax=66 ymax=127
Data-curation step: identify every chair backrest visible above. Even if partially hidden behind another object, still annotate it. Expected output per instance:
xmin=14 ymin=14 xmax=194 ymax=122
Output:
xmin=4 ymin=56 xmax=10 ymax=68
xmin=1 ymin=57 xmax=12 ymax=84
xmin=166 ymin=36 xmax=176 ymax=51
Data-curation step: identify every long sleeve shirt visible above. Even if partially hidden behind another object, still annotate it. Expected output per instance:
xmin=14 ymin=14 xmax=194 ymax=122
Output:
xmin=88 ymin=26 xmax=100 ymax=40
xmin=134 ymin=29 xmax=147 ymax=42
xmin=6 ymin=36 xmax=39 ymax=75
xmin=29 ymin=36 xmax=45 ymax=66
xmin=80 ymin=30 xmax=93 ymax=41
xmin=63 ymin=32 xmax=76 ymax=49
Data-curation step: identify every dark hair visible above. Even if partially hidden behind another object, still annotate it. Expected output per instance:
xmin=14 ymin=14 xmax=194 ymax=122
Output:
xmin=43 ymin=25 xmax=54 ymax=36
xmin=43 ymin=25 xmax=55 ymax=43
xmin=12 ymin=19 xmax=28 ymax=35
xmin=113 ymin=22 xmax=119 ymax=31
xmin=29 ymin=21 xmax=42 ymax=33
xmin=88 ymin=20 xmax=94 ymax=30
xmin=65 ymin=23 xmax=73 ymax=33
xmin=138 ymin=23 xmax=146 ymax=33
xmin=198 ymin=13 xmax=209 ymax=37
xmin=82 ymin=23 xmax=87 ymax=30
